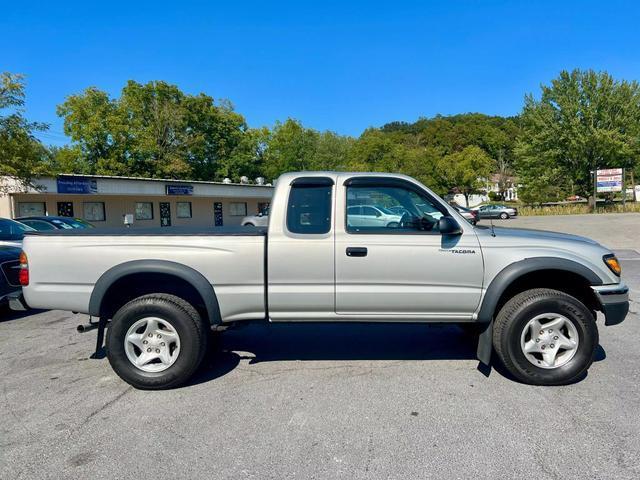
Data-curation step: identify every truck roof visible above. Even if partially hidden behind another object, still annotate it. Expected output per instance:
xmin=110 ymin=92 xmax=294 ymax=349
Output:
xmin=276 ymin=171 xmax=418 ymax=185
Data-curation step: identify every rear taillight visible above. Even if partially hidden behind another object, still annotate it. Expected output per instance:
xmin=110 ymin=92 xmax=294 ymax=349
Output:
xmin=19 ymin=251 xmax=29 ymax=286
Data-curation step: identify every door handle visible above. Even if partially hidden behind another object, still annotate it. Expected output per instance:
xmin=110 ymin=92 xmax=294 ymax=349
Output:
xmin=346 ymin=247 xmax=368 ymax=257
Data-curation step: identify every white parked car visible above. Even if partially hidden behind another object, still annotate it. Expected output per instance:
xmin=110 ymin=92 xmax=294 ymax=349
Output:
xmin=241 ymin=207 xmax=269 ymax=227
xmin=346 ymin=205 xmax=403 ymax=228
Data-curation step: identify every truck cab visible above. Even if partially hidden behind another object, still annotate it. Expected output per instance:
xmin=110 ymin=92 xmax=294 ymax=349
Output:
xmin=266 ymin=172 xmax=483 ymax=322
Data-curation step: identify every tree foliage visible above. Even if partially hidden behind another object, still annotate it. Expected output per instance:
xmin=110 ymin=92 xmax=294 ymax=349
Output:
xmin=5 ymin=69 xmax=640 ymax=204
xmin=262 ymin=119 xmax=353 ymax=180
xmin=435 ymin=145 xmax=495 ymax=203
xmin=0 ymin=73 xmax=50 ymax=191
xmin=516 ymin=69 xmax=640 ymax=202
xmin=57 ymin=80 xmax=254 ymax=180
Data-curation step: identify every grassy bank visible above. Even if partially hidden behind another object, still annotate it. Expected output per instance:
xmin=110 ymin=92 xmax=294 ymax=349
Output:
xmin=518 ymin=203 xmax=640 ymax=216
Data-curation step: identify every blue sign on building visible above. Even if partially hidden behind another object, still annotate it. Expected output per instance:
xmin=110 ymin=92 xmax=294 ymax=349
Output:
xmin=57 ymin=176 xmax=98 ymax=194
xmin=166 ymin=185 xmax=194 ymax=195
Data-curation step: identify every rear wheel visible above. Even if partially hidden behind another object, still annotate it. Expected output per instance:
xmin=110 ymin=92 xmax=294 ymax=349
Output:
xmin=493 ymin=288 xmax=598 ymax=385
xmin=106 ymin=294 xmax=208 ymax=389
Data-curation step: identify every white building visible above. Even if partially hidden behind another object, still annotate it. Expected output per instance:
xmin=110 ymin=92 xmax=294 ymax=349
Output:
xmin=0 ymin=174 xmax=273 ymax=228
xmin=450 ymin=174 xmax=519 ymax=208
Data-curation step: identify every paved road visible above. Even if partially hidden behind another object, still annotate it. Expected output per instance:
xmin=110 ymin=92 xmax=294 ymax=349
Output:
xmin=1 ymin=216 xmax=639 ymax=480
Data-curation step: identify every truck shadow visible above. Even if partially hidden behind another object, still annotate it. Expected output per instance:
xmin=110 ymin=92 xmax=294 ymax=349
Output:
xmin=189 ymin=322 xmax=608 ymax=387
xmin=0 ymin=308 xmax=46 ymax=323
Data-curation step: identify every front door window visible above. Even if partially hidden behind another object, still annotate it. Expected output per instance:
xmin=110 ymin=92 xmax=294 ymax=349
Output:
xmin=346 ymin=185 xmax=444 ymax=233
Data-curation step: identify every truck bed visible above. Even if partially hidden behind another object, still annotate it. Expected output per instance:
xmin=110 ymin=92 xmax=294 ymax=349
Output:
xmin=22 ymin=227 xmax=267 ymax=322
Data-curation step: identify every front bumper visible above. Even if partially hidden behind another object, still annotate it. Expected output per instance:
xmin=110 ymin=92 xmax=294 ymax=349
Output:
xmin=592 ymin=284 xmax=629 ymax=326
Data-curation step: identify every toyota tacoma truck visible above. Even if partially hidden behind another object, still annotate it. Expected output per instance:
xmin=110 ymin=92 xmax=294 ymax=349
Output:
xmin=17 ymin=172 xmax=629 ymax=389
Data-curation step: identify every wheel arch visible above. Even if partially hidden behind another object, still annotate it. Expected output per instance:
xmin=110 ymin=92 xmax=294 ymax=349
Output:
xmin=89 ymin=260 xmax=222 ymax=325
xmin=478 ymin=257 xmax=602 ymax=323
xmin=475 ymin=257 xmax=603 ymax=365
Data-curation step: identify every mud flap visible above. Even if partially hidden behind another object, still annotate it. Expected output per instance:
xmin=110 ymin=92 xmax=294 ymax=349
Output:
xmin=90 ymin=317 xmax=108 ymax=359
xmin=476 ymin=319 xmax=493 ymax=366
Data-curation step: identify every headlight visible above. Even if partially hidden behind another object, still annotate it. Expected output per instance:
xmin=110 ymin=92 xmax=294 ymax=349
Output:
xmin=603 ymin=254 xmax=621 ymax=276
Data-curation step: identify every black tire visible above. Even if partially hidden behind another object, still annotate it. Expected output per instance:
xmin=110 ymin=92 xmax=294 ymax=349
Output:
xmin=493 ymin=288 xmax=598 ymax=385
xmin=244 ymin=223 xmax=255 ymax=227
xmin=106 ymin=294 xmax=208 ymax=390
xmin=386 ymin=221 xmax=399 ymax=228
xmin=499 ymin=212 xmax=509 ymax=219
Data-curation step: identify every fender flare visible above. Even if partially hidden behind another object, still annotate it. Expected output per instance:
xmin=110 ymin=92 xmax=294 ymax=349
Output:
xmin=88 ymin=259 xmax=222 ymax=325
xmin=476 ymin=257 xmax=603 ymax=365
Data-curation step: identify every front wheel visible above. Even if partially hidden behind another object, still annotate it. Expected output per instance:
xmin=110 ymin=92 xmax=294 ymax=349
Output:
xmin=499 ymin=212 xmax=509 ymax=219
xmin=106 ymin=294 xmax=208 ymax=389
xmin=493 ymin=288 xmax=598 ymax=385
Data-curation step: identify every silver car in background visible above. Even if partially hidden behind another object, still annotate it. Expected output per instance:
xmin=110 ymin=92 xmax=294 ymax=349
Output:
xmin=474 ymin=204 xmax=518 ymax=220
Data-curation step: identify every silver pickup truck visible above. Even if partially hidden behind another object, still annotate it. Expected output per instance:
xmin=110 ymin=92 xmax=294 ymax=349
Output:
xmin=18 ymin=172 xmax=629 ymax=389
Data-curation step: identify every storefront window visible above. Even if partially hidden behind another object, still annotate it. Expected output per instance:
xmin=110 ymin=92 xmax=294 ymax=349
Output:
xmin=135 ymin=202 xmax=154 ymax=220
xmin=230 ymin=202 xmax=247 ymax=216
xmin=18 ymin=202 xmax=46 ymax=217
xmin=83 ymin=202 xmax=105 ymax=221
xmin=176 ymin=202 xmax=192 ymax=218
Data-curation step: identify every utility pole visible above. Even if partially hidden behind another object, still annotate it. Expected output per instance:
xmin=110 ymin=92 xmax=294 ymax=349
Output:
xmin=622 ymin=168 xmax=626 ymax=209
xmin=592 ymin=168 xmax=598 ymax=213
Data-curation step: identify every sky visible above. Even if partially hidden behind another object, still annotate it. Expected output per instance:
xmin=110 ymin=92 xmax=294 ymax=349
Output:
xmin=3 ymin=0 xmax=640 ymax=146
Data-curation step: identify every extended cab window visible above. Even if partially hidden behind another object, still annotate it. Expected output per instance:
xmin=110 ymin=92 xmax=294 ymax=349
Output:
xmin=286 ymin=178 xmax=333 ymax=234
xmin=346 ymin=182 xmax=444 ymax=233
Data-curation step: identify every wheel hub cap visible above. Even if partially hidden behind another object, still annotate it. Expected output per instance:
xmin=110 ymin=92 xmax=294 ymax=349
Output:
xmin=520 ymin=313 xmax=579 ymax=369
xmin=124 ymin=317 xmax=181 ymax=372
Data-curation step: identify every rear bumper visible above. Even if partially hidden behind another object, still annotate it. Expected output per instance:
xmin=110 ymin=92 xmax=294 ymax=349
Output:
xmin=592 ymin=285 xmax=629 ymax=326
xmin=7 ymin=291 xmax=28 ymax=311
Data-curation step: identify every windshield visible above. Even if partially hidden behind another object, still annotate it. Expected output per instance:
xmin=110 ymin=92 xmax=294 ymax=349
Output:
xmin=0 ymin=219 xmax=35 ymax=241
xmin=58 ymin=218 xmax=94 ymax=229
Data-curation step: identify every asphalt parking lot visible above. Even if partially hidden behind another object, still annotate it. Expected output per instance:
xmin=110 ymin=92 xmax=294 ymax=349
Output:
xmin=1 ymin=214 xmax=639 ymax=480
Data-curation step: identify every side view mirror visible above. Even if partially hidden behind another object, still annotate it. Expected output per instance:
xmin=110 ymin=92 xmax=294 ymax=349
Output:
xmin=257 ymin=212 xmax=263 ymax=217
xmin=439 ymin=215 xmax=462 ymax=235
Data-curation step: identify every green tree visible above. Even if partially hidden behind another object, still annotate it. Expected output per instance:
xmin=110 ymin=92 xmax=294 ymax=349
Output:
xmin=218 ymin=127 xmax=269 ymax=180
xmin=182 ymin=96 xmax=248 ymax=181
xmin=347 ymin=129 xmax=440 ymax=190
xmin=311 ymin=131 xmax=354 ymax=171
xmin=0 ymin=72 xmax=50 ymax=191
xmin=58 ymin=80 xmax=252 ymax=181
xmin=262 ymin=119 xmax=319 ymax=180
xmin=56 ymin=86 xmax=118 ymax=174
xmin=381 ymin=113 xmax=520 ymax=164
xmin=516 ymin=69 xmax=640 ymax=201
xmin=45 ymin=145 xmax=89 ymax=175
xmin=435 ymin=145 xmax=495 ymax=205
